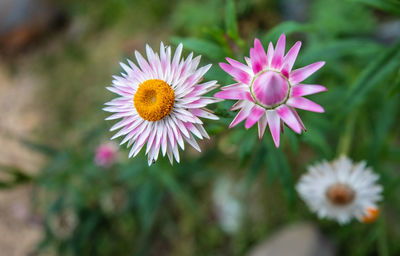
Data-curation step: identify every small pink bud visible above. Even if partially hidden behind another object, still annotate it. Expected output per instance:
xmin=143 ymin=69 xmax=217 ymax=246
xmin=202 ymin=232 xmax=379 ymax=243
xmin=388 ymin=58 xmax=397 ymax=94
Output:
xmin=95 ymin=142 xmax=118 ymax=167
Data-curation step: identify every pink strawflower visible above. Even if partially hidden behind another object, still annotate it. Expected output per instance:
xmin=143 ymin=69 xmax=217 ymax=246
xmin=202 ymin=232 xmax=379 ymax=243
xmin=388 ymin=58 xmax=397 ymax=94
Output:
xmin=104 ymin=42 xmax=220 ymax=165
xmin=215 ymin=34 xmax=326 ymax=147
xmin=95 ymin=142 xmax=118 ymax=167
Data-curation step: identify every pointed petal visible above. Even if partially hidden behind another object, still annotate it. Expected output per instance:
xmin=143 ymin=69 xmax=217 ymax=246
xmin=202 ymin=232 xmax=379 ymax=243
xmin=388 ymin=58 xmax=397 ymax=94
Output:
xmin=291 ymin=107 xmax=306 ymax=132
xmin=291 ymin=84 xmax=327 ymax=97
xmin=276 ymin=105 xmax=302 ymax=134
xmin=226 ymin=57 xmax=252 ymax=74
xmin=290 ymin=61 xmax=325 ymax=84
xmin=266 ymin=42 xmax=274 ymax=67
xmin=286 ymin=97 xmax=324 ymax=113
xmin=257 ymin=113 xmax=268 ymax=139
xmin=245 ymin=105 xmax=265 ymax=129
xmin=250 ymin=38 xmax=267 ymax=73
xmin=214 ymin=89 xmax=253 ymax=100
xmin=219 ymin=63 xmax=251 ymax=84
xmin=229 ymin=104 xmax=253 ymax=128
xmin=281 ymin=41 xmax=301 ymax=76
xmin=271 ymin=34 xmax=286 ymax=69
xmin=266 ymin=110 xmax=281 ymax=147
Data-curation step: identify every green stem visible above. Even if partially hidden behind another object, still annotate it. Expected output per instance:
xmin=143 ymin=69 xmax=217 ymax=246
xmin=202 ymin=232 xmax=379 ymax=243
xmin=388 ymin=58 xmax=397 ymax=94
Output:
xmin=378 ymin=208 xmax=389 ymax=256
xmin=337 ymin=111 xmax=357 ymax=157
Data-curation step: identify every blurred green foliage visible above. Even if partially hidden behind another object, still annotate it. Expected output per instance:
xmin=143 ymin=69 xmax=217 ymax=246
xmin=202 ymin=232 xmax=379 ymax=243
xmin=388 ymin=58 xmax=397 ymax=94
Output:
xmin=2 ymin=0 xmax=400 ymax=255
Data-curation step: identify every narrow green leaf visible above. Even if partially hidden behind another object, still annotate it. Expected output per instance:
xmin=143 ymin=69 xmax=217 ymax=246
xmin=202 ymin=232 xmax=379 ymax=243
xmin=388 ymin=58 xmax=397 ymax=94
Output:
xmin=389 ymin=69 xmax=400 ymax=96
xmin=138 ymin=183 xmax=163 ymax=232
xmin=225 ymin=0 xmax=239 ymax=39
xmin=170 ymin=37 xmax=226 ymax=61
xmin=350 ymin=0 xmax=400 ymax=16
xmin=369 ymin=97 xmax=399 ymax=164
xmin=265 ymin=140 xmax=296 ymax=207
xmin=340 ymin=39 xmax=400 ymax=117
xmin=300 ymin=39 xmax=382 ymax=64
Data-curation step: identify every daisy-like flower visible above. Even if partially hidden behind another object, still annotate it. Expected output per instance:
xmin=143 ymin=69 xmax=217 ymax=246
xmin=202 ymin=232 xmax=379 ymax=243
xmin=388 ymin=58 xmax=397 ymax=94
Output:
xmin=215 ymin=34 xmax=326 ymax=147
xmin=296 ymin=156 xmax=383 ymax=224
xmin=104 ymin=43 xmax=220 ymax=165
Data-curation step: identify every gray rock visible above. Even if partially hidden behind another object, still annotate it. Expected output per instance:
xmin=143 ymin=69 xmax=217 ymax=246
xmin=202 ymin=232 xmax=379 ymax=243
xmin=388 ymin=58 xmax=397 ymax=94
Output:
xmin=247 ymin=222 xmax=335 ymax=256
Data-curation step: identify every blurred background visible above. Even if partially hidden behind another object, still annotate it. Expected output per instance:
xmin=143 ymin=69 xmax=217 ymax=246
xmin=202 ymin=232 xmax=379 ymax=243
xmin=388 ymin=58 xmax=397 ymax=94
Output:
xmin=0 ymin=0 xmax=399 ymax=255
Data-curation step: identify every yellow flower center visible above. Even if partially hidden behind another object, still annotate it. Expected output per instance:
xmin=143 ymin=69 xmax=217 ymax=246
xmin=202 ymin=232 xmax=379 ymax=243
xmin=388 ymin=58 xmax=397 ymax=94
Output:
xmin=133 ymin=79 xmax=175 ymax=121
xmin=326 ymin=183 xmax=355 ymax=206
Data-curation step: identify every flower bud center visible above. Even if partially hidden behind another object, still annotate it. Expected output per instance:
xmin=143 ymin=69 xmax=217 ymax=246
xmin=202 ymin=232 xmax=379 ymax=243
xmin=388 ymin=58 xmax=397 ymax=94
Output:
xmin=326 ymin=183 xmax=355 ymax=206
xmin=251 ymin=71 xmax=289 ymax=108
xmin=133 ymin=79 xmax=175 ymax=121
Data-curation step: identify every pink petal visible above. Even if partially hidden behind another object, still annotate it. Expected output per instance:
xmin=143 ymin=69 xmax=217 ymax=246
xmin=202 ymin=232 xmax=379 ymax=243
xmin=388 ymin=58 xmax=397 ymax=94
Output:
xmin=229 ymin=105 xmax=253 ymax=128
xmin=290 ymin=61 xmax=325 ymax=84
xmin=266 ymin=110 xmax=281 ymax=147
xmin=266 ymin=42 xmax=274 ymax=67
xmin=226 ymin=57 xmax=252 ymax=74
xmin=286 ymin=97 xmax=324 ymax=113
xmin=257 ymin=114 xmax=268 ymax=139
xmin=219 ymin=63 xmax=251 ymax=84
xmin=281 ymin=41 xmax=301 ymax=77
xmin=291 ymin=108 xmax=306 ymax=132
xmin=135 ymin=50 xmax=152 ymax=74
xmin=214 ymin=89 xmax=253 ymax=101
xmin=271 ymin=34 xmax=286 ymax=70
xmin=250 ymin=38 xmax=267 ymax=73
xmin=245 ymin=105 xmax=265 ymax=129
xmin=276 ymin=105 xmax=302 ymax=134
xmin=291 ymin=84 xmax=327 ymax=97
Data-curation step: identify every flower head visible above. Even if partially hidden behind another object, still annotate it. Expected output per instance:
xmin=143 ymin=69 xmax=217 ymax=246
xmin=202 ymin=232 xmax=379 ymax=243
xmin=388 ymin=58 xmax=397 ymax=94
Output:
xmin=215 ymin=34 xmax=326 ymax=146
xmin=296 ymin=156 xmax=383 ymax=224
xmin=104 ymin=43 xmax=220 ymax=165
xmin=95 ymin=142 xmax=119 ymax=167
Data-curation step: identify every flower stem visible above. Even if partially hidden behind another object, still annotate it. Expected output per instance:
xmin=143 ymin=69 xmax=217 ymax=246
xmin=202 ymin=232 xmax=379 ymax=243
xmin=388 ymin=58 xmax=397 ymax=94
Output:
xmin=378 ymin=208 xmax=389 ymax=256
xmin=337 ymin=111 xmax=357 ymax=157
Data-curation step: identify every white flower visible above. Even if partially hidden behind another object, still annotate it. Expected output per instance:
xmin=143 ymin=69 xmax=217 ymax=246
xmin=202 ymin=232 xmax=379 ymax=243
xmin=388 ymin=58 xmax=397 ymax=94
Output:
xmin=296 ymin=156 xmax=383 ymax=224
xmin=104 ymin=42 xmax=220 ymax=165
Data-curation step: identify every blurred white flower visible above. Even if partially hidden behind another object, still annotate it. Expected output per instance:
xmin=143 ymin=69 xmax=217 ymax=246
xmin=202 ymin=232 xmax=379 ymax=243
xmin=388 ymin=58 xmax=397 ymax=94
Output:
xmin=296 ymin=156 xmax=383 ymax=224
xmin=212 ymin=176 xmax=244 ymax=234
xmin=100 ymin=188 xmax=127 ymax=215
xmin=49 ymin=208 xmax=78 ymax=240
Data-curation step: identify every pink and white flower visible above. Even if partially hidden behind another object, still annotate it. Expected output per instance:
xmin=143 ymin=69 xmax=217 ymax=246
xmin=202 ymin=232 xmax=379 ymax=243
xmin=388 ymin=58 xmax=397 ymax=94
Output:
xmin=215 ymin=34 xmax=326 ymax=147
xmin=104 ymin=42 xmax=220 ymax=165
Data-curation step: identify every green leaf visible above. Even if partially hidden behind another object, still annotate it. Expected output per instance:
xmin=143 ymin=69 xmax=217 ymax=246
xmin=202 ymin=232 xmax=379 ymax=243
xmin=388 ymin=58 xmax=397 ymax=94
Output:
xmin=340 ymin=39 xmax=400 ymax=117
xmin=300 ymin=39 xmax=382 ymax=64
xmin=369 ymin=97 xmax=399 ymax=164
xmin=0 ymin=165 xmax=33 ymax=189
xmin=170 ymin=37 xmax=225 ymax=61
xmin=262 ymin=21 xmax=314 ymax=43
xmin=225 ymin=0 xmax=239 ymax=39
xmin=265 ymin=140 xmax=296 ymax=207
xmin=350 ymin=0 xmax=400 ymax=16
xmin=389 ymin=69 xmax=400 ymax=96
xmin=138 ymin=183 xmax=163 ymax=232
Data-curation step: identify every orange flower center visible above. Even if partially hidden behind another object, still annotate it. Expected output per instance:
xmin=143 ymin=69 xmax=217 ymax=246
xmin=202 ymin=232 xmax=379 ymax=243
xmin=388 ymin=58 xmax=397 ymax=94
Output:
xmin=362 ymin=207 xmax=380 ymax=223
xmin=133 ymin=79 xmax=175 ymax=121
xmin=326 ymin=183 xmax=355 ymax=206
